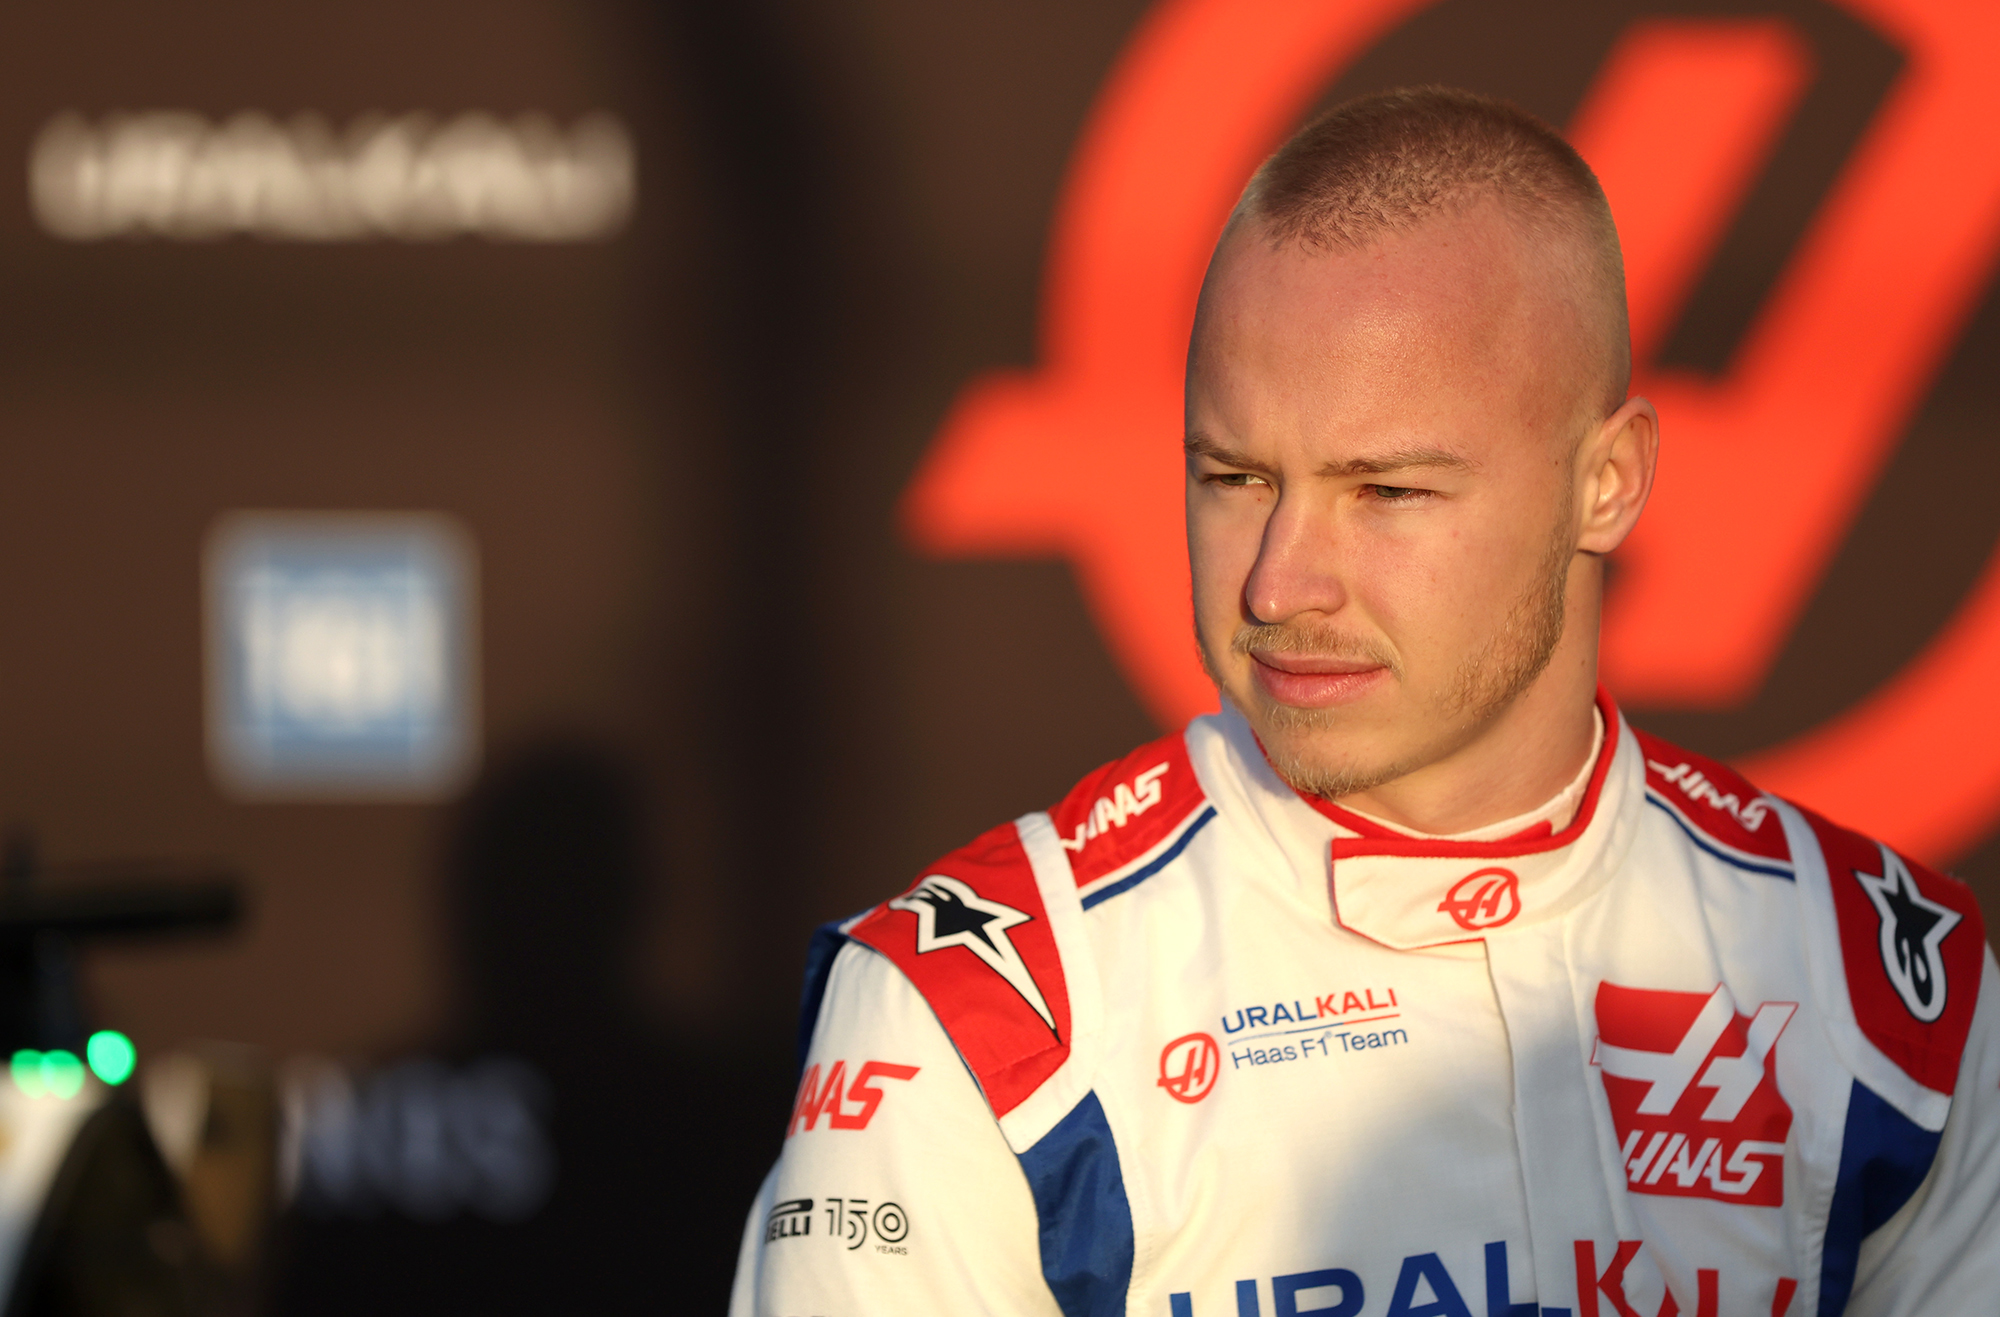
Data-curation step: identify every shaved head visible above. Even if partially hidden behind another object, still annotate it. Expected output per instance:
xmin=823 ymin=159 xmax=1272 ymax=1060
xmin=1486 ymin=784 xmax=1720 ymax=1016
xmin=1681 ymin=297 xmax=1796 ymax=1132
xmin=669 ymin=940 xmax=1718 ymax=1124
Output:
xmin=1185 ymin=85 xmax=1659 ymax=831
xmin=1231 ymin=86 xmax=1629 ymax=421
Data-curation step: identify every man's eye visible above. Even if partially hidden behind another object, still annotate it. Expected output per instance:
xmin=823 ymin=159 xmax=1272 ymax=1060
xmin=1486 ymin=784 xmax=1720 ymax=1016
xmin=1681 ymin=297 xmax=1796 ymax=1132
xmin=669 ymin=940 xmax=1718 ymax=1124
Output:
xmin=1368 ymin=484 xmax=1422 ymax=500
xmin=1212 ymin=472 xmax=1267 ymax=487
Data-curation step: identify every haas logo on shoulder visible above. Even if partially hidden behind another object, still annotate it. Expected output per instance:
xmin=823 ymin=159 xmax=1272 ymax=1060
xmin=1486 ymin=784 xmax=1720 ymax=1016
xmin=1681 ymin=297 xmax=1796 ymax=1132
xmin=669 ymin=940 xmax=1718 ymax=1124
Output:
xmin=1593 ymin=982 xmax=1795 ymax=1207
xmin=1060 ymin=761 xmax=1170 ymax=852
xmin=890 ymin=875 xmax=1057 ymax=1031
xmin=1854 ymin=844 xmax=1962 ymax=1023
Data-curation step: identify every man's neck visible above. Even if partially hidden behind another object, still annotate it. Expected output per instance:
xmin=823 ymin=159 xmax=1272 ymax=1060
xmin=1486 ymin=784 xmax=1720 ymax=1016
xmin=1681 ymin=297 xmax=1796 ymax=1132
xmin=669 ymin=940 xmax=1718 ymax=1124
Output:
xmin=1337 ymin=707 xmax=1604 ymax=841
xmin=1325 ymin=657 xmax=1604 ymax=835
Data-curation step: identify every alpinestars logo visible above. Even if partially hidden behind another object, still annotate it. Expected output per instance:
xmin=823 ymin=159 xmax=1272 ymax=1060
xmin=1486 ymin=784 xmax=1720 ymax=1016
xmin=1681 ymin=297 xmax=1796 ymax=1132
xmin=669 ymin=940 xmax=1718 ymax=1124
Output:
xmin=1594 ymin=983 xmax=1795 ymax=1207
xmin=890 ymin=875 xmax=1057 ymax=1032
xmin=1854 ymin=844 xmax=1962 ymax=1023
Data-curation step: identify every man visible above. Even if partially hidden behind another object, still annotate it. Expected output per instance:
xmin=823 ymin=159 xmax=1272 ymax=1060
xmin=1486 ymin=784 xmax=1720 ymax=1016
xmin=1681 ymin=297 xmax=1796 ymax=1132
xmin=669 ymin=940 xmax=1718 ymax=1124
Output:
xmin=731 ymin=87 xmax=2000 ymax=1316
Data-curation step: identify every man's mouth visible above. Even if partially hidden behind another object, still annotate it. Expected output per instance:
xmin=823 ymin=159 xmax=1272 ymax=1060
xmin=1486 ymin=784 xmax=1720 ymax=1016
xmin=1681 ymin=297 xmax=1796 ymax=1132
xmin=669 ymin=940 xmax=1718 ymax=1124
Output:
xmin=1247 ymin=652 xmax=1388 ymax=707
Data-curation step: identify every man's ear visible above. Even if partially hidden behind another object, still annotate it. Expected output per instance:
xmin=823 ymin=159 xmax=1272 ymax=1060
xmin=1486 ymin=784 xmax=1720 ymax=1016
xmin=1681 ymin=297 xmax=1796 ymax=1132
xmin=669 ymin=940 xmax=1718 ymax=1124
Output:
xmin=1576 ymin=396 xmax=1659 ymax=556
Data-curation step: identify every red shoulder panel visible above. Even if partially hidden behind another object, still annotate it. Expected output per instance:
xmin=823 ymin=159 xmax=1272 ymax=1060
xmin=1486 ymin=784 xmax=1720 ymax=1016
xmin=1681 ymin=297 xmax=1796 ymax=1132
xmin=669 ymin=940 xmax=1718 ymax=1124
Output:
xmin=1803 ymin=807 xmax=1984 ymax=1095
xmin=847 ymin=820 xmax=1070 ymax=1119
xmin=1049 ymin=731 xmax=1206 ymax=888
xmin=1634 ymin=729 xmax=1790 ymax=864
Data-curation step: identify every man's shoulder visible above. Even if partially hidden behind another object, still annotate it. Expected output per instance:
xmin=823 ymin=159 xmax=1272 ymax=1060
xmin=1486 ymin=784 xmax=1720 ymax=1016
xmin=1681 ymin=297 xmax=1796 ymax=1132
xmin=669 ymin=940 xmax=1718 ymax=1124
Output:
xmin=840 ymin=814 xmax=1077 ymax=1124
xmin=1631 ymin=725 xmax=1792 ymax=871
xmin=1633 ymin=724 xmax=1988 ymax=1101
xmin=1046 ymin=726 xmax=1214 ymax=905
xmin=1781 ymin=796 xmax=1987 ymax=1101
xmin=820 ymin=728 xmax=1211 ymax=1127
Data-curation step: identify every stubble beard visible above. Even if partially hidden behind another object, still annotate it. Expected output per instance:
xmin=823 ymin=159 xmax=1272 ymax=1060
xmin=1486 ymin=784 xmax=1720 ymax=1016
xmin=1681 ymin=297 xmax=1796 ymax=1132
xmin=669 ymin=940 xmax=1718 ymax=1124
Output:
xmin=1202 ymin=502 xmax=1575 ymax=802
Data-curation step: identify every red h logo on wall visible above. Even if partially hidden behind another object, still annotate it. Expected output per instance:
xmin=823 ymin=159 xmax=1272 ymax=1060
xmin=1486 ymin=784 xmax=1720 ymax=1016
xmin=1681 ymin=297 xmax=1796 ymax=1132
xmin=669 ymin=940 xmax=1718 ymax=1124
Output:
xmin=1593 ymin=982 xmax=1795 ymax=1206
xmin=902 ymin=0 xmax=2000 ymax=867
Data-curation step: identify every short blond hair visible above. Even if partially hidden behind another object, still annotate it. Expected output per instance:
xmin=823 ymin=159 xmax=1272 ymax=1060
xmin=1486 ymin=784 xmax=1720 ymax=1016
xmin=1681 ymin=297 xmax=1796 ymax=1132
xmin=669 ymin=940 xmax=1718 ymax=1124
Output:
xmin=1236 ymin=86 xmax=1630 ymax=414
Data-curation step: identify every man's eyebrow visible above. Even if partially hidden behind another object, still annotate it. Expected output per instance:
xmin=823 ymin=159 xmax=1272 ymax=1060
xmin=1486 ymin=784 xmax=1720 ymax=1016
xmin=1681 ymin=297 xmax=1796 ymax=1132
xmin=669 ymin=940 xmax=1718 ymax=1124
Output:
xmin=1184 ymin=434 xmax=1477 ymax=478
xmin=1318 ymin=447 xmax=1478 ymax=478
xmin=1182 ymin=433 xmax=1274 ymax=473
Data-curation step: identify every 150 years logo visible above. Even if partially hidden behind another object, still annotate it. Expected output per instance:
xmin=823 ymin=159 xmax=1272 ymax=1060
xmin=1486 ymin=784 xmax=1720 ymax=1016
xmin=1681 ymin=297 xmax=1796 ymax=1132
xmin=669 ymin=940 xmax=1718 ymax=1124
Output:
xmin=902 ymin=0 xmax=2000 ymax=866
xmin=764 ymin=1196 xmax=911 ymax=1252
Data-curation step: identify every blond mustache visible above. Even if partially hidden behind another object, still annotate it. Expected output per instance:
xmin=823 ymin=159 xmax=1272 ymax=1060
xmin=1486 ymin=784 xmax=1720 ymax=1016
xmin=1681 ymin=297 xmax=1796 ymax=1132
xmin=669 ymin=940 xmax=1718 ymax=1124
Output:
xmin=1230 ymin=622 xmax=1401 ymax=678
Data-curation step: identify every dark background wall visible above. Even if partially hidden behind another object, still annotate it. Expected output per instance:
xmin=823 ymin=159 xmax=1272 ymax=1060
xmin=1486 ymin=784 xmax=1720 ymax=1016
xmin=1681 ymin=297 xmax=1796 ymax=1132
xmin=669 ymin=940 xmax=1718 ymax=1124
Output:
xmin=0 ymin=0 xmax=1990 ymax=1311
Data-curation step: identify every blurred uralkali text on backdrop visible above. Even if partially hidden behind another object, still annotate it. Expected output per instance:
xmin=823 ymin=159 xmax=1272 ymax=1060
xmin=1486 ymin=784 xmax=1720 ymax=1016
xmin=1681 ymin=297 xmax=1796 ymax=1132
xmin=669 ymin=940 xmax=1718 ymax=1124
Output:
xmin=30 ymin=111 xmax=635 ymax=243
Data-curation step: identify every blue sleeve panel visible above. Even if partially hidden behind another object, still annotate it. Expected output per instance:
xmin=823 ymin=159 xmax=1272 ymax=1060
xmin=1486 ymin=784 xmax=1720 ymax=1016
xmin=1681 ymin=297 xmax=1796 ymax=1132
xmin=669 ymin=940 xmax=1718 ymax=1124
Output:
xmin=1018 ymin=1091 xmax=1136 ymax=1317
xmin=794 ymin=918 xmax=853 ymax=1075
xmin=1817 ymin=1079 xmax=1943 ymax=1317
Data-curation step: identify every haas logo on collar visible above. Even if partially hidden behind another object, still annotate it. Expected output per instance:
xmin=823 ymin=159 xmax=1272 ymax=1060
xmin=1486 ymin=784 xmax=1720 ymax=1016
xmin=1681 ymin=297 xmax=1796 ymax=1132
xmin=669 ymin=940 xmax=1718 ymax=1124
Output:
xmin=890 ymin=875 xmax=1057 ymax=1031
xmin=1438 ymin=868 xmax=1521 ymax=931
xmin=1853 ymin=845 xmax=1963 ymax=1023
xmin=1593 ymin=983 xmax=1795 ymax=1207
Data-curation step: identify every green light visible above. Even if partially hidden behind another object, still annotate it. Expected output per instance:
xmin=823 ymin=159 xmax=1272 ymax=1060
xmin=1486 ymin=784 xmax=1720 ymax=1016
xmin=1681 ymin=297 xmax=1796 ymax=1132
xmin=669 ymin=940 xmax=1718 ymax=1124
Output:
xmin=86 ymin=1031 xmax=136 ymax=1086
xmin=40 ymin=1051 xmax=83 ymax=1099
xmin=10 ymin=1050 xmax=43 ymax=1097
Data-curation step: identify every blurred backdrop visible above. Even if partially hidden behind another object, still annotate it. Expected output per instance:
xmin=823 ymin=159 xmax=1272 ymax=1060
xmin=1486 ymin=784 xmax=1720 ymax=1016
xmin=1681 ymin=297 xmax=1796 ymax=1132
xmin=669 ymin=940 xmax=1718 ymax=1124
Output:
xmin=0 ymin=0 xmax=1994 ymax=1311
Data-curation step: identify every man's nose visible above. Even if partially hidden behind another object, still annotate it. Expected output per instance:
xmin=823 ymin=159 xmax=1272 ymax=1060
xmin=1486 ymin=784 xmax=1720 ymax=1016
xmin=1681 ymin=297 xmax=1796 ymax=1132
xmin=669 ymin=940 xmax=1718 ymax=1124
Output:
xmin=1243 ymin=496 xmax=1347 ymax=624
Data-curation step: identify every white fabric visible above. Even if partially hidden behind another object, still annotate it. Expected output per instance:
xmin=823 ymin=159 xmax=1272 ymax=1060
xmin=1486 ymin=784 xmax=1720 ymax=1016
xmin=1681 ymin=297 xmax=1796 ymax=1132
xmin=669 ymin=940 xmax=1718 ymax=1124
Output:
xmin=732 ymin=707 xmax=2000 ymax=1316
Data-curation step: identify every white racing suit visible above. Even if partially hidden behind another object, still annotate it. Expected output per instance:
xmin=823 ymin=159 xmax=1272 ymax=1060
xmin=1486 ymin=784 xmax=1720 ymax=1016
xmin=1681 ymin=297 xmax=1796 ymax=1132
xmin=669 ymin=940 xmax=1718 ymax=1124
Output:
xmin=731 ymin=692 xmax=2000 ymax=1315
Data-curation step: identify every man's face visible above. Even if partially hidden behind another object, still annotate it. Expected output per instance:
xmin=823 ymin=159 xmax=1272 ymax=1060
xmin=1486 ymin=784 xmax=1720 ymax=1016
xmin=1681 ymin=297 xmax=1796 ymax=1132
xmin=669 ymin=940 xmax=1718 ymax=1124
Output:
xmin=1186 ymin=203 xmax=1596 ymax=799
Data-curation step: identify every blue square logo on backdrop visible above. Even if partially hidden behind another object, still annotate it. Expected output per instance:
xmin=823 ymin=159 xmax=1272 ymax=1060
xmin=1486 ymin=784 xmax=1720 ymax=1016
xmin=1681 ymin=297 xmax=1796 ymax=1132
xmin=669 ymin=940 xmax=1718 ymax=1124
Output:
xmin=206 ymin=513 xmax=478 ymax=798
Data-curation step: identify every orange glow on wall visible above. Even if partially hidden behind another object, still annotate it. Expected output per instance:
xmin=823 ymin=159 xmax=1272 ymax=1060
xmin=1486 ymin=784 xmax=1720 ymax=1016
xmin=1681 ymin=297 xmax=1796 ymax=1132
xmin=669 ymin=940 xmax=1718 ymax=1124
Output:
xmin=902 ymin=0 xmax=2000 ymax=864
